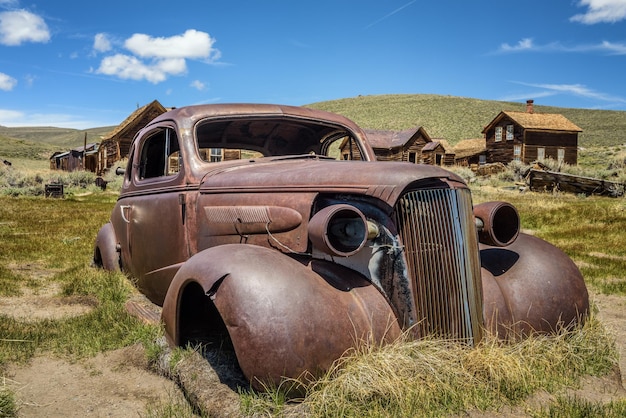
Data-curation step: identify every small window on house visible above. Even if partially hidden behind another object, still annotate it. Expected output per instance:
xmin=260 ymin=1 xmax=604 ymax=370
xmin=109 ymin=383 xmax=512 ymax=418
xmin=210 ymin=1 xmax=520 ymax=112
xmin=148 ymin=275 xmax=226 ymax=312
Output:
xmin=495 ymin=126 xmax=502 ymax=142
xmin=506 ymin=125 xmax=514 ymax=140
xmin=210 ymin=148 xmax=223 ymax=162
xmin=557 ymin=148 xmax=565 ymax=163
xmin=408 ymin=152 xmax=417 ymax=163
xmin=514 ymin=145 xmax=522 ymax=162
xmin=537 ymin=147 xmax=545 ymax=161
xmin=479 ymin=154 xmax=486 ymax=165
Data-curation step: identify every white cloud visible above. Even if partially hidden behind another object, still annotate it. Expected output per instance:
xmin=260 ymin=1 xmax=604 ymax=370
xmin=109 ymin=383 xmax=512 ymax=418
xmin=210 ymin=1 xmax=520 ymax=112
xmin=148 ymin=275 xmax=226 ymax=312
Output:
xmin=597 ymin=40 xmax=626 ymax=54
xmin=496 ymin=38 xmax=626 ymax=55
xmin=124 ymin=29 xmax=220 ymax=61
xmin=93 ymin=33 xmax=112 ymax=53
xmin=500 ymin=38 xmax=534 ymax=52
xmin=96 ymin=54 xmax=182 ymax=84
xmin=0 ymin=9 xmax=50 ymax=46
xmin=0 ymin=109 xmax=23 ymax=124
xmin=571 ymin=0 xmax=626 ymax=24
xmin=0 ymin=108 xmax=104 ymax=129
xmin=510 ymin=81 xmax=626 ymax=104
xmin=0 ymin=72 xmax=17 ymax=91
xmin=190 ymin=80 xmax=206 ymax=91
xmin=95 ymin=29 xmax=220 ymax=84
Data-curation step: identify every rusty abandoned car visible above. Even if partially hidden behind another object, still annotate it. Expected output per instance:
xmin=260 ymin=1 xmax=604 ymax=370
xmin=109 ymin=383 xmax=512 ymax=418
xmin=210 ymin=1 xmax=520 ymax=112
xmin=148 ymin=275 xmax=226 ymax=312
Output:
xmin=93 ymin=103 xmax=589 ymax=388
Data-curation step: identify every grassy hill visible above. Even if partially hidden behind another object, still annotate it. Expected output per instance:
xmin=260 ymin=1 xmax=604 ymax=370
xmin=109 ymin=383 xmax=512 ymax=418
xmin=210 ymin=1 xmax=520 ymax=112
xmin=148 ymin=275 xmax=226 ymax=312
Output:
xmin=1 ymin=95 xmax=625 ymax=162
xmin=308 ymin=94 xmax=626 ymax=147
xmin=0 ymin=125 xmax=114 ymax=162
xmin=0 ymin=125 xmax=114 ymax=148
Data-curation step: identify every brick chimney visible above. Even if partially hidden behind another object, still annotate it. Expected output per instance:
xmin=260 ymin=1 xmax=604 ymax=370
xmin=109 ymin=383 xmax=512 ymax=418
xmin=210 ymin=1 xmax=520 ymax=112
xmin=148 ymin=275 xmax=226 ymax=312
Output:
xmin=526 ymin=99 xmax=534 ymax=114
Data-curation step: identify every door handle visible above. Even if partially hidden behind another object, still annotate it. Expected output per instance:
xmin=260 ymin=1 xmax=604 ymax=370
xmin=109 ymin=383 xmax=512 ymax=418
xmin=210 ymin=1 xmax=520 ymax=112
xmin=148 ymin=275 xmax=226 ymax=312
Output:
xmin=120 ymin=205 xmax=131 ymax=223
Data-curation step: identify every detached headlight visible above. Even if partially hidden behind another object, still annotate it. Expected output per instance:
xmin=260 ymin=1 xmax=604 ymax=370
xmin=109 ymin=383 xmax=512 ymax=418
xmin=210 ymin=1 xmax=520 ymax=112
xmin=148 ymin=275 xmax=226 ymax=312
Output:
xmin=308 ymin=204 xmax=371 ymax=257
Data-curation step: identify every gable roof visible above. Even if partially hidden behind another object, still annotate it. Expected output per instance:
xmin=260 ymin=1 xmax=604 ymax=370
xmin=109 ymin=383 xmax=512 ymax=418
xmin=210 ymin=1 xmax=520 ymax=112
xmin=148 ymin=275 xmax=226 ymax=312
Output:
xmin=422 ymin=141 xmax=444 ymax=152
xmin=100 ymin=100 xmax=167 ymax=156
xmin=482 ymin=111 xmax=582 ymax=134
xmin=364 ymin=127 xmax=431 ymax=150
xmin=453 ymin=138 xmax=487 ymax=159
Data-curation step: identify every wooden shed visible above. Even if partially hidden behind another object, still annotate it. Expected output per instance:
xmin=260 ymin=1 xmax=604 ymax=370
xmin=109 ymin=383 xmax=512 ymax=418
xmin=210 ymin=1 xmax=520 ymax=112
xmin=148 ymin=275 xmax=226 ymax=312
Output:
xmin=453 ymin=138 xmax=487 ymax=167
xmin=50 ymin=143 xmax=98 ymax=172
xmin=96 ymin=100 xmax=167 ymax=174
xmin=422 ymin=139 xmax=455 ymax=166
xmin=482 ymin=100 xmax=582 ymax=165
xmin=340 ymin=127 xmax=448 ymax=164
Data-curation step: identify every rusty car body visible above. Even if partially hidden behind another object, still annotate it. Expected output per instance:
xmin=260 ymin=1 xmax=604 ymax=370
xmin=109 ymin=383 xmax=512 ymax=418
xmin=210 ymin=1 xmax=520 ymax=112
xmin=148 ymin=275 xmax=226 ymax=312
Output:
xmin=94 ymin=103 xmax=589 ymax=388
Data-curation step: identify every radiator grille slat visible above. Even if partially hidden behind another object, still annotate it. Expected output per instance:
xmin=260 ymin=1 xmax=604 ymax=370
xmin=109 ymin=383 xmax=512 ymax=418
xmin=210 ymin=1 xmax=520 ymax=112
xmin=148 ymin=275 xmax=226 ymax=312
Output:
xmin=394 ymin=188 xmax=483 ymax=344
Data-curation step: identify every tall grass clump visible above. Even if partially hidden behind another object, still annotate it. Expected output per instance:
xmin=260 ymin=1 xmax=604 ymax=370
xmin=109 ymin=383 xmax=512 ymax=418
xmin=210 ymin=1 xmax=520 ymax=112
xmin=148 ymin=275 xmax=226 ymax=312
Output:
xmin=0 ymin=386 xmax=17 ymax=418
xmin=241 ymin=312 xmax=616 ymax=417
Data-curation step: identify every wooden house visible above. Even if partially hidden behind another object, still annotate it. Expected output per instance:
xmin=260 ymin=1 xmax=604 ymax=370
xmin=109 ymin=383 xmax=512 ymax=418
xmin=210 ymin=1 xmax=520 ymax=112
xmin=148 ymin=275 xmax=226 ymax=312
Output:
xmin=422 ymin=139 xmax=455 ymax=166
xmin=96 ymin=100 xmax=167 ymax=174
xmin=340 ymin=127 xmax=453 ymax=164
xmin=453 ymin=138 xmax=487 ymax=167
xmin=482 ymin=100 xmax=582 ymax=165
xmin=50 ymin=143 xmax=98 ymax=172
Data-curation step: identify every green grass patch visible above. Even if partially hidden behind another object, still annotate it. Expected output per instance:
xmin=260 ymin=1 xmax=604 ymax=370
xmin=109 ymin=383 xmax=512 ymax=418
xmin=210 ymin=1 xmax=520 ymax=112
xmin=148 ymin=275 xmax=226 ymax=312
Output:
xmin=0 ymin=386 xmax=17 ymax=418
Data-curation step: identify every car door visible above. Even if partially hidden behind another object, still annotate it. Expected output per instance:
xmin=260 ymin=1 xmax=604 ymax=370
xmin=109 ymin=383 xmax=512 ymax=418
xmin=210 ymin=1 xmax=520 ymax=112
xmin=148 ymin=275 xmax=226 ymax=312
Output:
xmin=118 ymin=125 xmax=189 ymax=304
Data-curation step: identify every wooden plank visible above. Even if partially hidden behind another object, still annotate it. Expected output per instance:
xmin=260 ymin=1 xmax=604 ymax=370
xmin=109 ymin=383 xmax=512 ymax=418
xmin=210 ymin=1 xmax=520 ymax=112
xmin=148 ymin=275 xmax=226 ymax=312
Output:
xmin=528 ymin=169 xmax=625 ymax=197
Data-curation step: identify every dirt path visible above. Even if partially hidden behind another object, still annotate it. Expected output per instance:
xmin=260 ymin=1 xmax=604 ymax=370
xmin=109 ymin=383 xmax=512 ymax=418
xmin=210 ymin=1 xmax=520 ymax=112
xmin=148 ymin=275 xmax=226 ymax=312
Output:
xmin=5 ymin=345 xmax=184 ymax=418
xmin=2 ymin=287 xmax=626 ymax=417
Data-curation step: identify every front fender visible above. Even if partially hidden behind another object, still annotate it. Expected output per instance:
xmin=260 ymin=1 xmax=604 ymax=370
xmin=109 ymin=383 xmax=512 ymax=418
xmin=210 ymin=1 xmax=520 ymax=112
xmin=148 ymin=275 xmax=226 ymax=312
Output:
xmin=93 ymin=222 xmax=120 ymax=271
xmin=162 ymin=244 xmax=401 ymax=387
xmin=481 ymin=233 xmax=589 ymax=337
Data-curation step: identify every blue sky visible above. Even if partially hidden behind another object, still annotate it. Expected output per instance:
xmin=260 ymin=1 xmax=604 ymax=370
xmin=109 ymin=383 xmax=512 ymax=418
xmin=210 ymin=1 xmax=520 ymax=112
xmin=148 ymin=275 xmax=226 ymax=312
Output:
xmin=0 ymin=0 xmax=625 ymax=129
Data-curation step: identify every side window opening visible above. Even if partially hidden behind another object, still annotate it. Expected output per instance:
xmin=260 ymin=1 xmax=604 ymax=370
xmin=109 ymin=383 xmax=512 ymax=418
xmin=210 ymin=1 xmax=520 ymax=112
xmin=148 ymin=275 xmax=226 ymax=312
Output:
xmin=139 ymin=127 xmax=181 ymax=180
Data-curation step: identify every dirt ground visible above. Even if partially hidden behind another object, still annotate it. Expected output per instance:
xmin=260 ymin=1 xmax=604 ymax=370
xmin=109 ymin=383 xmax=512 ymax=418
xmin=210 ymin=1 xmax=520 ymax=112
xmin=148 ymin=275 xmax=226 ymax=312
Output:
xmin=1 ymin=278 xmax=626 ymax=417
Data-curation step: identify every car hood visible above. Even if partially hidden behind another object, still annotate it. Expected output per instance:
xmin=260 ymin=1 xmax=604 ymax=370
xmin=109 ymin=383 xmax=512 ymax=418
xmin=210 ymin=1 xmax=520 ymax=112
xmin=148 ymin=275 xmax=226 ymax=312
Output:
xmin=199 ymin=158 xmax=466 ymax=206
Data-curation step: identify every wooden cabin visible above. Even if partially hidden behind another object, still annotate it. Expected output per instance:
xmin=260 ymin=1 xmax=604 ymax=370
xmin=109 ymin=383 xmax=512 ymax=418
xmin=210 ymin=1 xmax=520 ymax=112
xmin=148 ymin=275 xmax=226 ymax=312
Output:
xmin=96 ymin=100 xmax=167 ymax=174
xmin=453 ymin=138 xmax=487 ymax=167
xmin=422 ymin=139 xmax=454 ymax=166
xmin=49 ymin=143 xmax=98 ymax=172
xmin=340 ymin=127 xmax=453 ymax=164
xmin=482 ymin=100 xmax=582 ymax=165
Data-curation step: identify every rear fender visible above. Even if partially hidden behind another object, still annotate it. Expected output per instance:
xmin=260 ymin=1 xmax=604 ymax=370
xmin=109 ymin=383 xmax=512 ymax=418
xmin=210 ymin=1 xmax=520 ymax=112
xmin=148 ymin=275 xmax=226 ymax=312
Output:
xmin=162 ymin=244 xmax=401 ymax=387
xmin=93 ymin=223 xmax=120 ymax=271
xmin=481 ymin=233 xmax=589 ymax=338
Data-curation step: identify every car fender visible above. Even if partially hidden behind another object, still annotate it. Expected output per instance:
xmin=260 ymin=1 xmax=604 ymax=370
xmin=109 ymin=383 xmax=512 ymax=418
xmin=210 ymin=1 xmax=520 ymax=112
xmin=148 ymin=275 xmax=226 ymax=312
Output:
xmin=481 ymin=233 xmax=589 ymax=337
xmin=162 ymin=243 xmax=401 ymax=386
xmin=93 ymin=222 xmax=120 ymax=271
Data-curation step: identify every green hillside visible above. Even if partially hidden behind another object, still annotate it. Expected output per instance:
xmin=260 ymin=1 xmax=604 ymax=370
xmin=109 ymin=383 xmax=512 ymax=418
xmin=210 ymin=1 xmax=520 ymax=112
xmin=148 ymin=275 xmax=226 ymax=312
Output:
xmin=1 ymin=94 xmax=625 ymax=161
xmin=308 ymin=94 xmax=626 ymax=147
xmin=0 ymin=134 xmax=57 ymax=161
xmin=0 ymin=125 xmax=115 ymax=149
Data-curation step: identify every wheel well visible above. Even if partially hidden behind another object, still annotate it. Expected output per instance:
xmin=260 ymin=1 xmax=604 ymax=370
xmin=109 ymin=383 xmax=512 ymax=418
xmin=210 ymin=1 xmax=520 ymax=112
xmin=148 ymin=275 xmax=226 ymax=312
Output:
xmin=93 ymin=246 xmax=103 ymax=268
xmin=178 ymin=281 xmax=231 ymax=347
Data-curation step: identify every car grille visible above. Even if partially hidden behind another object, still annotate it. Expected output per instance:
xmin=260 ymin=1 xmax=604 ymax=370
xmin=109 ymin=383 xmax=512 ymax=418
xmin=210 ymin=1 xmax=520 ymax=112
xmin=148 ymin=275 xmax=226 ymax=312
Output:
xmin=394 ymin=188 xmax=483 ymax=345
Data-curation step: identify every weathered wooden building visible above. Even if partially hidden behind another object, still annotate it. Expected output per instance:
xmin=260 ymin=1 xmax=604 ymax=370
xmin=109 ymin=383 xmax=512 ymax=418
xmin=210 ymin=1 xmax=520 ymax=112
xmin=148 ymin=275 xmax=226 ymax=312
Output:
xmin=453 ymin=138 xmax=487 ymax=167
xmin=49 ymin=143 xmax=98 ymax=172
xmin=340 ymin=127 xmax=453 ymax=165
xmin=96 ymin=100 xmax=167 ymax=174
xmin=422 ymin=139 xmax=454 ymax=166
xmin=482 ymin=100 xmax=582 ymax=165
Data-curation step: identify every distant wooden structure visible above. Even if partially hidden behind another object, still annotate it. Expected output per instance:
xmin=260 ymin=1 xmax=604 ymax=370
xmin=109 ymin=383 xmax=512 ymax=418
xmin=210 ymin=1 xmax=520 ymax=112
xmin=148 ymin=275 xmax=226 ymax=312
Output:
xmin=96 ymin=100 xmax=167 ymax=174
xmin=453 ymin=138 xmax=487 ymax=167
xmin=341 ymin=127 xmax=454 ymax=165
xmin=527 ymin=167 xmax=625 ymax=197
xmin=49 ymin=143 xmax=98 ymax=172
xmin=482 ymin=100 xmax=582 ymax=165
xmin=422 ymin=139 xmax=454 ymax=166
